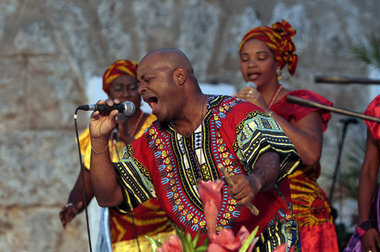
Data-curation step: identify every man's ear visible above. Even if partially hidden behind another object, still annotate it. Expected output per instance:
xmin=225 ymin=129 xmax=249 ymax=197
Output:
xmin=174 ymin=68 xmax=186 ymax=86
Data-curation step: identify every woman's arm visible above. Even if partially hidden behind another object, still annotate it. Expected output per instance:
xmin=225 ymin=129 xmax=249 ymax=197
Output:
xmin=235 ymin=87 xmax=323 ymax=166
xmin=270 ymin=111 xmax=323 ymax=165
xmin=59 ymin=168 xmax=93 ymax=227
xmin=358 ymin=129 xmax=380 ymax=251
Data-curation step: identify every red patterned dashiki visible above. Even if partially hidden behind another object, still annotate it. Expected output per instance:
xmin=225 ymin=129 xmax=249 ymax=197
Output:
xmin=79 ymin=114 xmax=174 ymax=251
xmin=271 ymin=89 xmax=339 ymax=251
xmin=114 ymin=95 xmax=301 ymax=251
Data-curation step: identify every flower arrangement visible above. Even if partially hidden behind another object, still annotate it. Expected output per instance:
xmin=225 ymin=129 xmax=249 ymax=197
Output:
xmin=147 ymin=180 xmax=291 ymax=252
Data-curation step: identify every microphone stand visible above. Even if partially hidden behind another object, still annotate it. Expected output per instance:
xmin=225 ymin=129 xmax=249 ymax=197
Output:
xmin=285 ymin=95 xmax=380 ymax=223
xmin=315 ymin=75 xmax=380 ymax=85
xmin=286 ymin=95 xmax=380 ymax=123
xmin=328 ymin=118 xmax=358 ymax=203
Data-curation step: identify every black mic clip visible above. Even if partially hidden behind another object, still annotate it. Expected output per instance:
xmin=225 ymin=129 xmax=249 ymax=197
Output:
xmin=339 ymin=117 xmax=358 ymax=125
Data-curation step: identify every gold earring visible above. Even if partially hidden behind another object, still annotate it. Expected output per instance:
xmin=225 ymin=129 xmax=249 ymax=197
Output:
xmin=276 ymin=68 xmax=282 ymax=81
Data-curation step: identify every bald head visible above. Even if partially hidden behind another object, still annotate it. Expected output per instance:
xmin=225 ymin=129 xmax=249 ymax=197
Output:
xmin=136 ymin=48 xmax=205 ymax=130
xmin=138 ymin=48 xmax=194 ymax=76
xmin=136 ymin=48 xmax=204 ymax=125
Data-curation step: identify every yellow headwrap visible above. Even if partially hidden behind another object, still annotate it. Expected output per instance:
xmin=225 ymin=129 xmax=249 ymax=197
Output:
xmin=102 ymin=59 xmax=138 ymax=95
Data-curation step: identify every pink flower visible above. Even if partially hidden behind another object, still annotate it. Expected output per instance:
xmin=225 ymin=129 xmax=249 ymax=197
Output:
xmin=198 ymin=180 xmax=259 ymax=252
xmin=198 ymin=180 xmax=224 ymax=209
xmin=208 ymin=225 xmax=257 ymax=252
xmin=198 ymin=180 xmax=225 ymax=236
xmin=210 ymin=227 xmax=245 ymax=250
xmin=157 ymin=234 xmax=183 ymax=252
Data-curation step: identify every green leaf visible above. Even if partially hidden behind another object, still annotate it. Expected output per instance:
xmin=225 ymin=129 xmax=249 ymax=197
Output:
xmin=239 ymin=226 xmax=259 ymax=252
xmin=191 ymin=231 xmax=200 ymax=248
xmin=186 ymin=231 xmax=192 ymax=243
xmin=145 ymin=235 xmax=160 ymax=252
xmin=195 ymin=245 xmax=209 ymax=252
xmin=162 ymin=228 xmax=209 ymax=252
xmin=176 ymin=229 xmax=192 ymax=252
xmin=349 ymin=34 xmax=380 ymax=71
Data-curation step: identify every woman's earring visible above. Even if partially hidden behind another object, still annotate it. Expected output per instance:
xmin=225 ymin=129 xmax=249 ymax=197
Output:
xmin=276 ymin=68 xmax=282 ymax=82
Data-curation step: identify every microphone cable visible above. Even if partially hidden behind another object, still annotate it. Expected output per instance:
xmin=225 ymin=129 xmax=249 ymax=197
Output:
xmin=74 ymin=107 xmax=93 ymax=252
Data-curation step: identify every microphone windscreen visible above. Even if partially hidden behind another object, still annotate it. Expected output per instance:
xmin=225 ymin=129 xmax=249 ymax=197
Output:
xmin=122 ymin=101 xmax=136 ymax=116
xmin=245 ymin=82 xmax=257 ymax=88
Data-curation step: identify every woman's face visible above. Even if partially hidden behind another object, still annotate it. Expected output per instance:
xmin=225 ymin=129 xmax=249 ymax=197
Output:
xmin=239 ymin=39 xmax=278 ymax=88
xmin=108 ymin=74 xmax=141 ymax=109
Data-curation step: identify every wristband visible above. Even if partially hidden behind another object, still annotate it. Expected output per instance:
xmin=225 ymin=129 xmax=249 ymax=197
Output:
xmin=356 ymin=226 xmax=366 ymax=237
xmin=356 ymin=220 xmax=375 ymax=237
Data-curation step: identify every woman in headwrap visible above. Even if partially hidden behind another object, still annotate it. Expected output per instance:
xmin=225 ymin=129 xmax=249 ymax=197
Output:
xmin=235 ymin=20 xmax=339 ymax=251
xmin=59 ymin=59 xmax=174 ymax=252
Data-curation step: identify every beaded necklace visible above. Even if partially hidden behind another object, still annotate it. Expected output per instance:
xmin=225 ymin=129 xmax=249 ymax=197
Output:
xmin=268 ymin=84 xmax=282 ymax=108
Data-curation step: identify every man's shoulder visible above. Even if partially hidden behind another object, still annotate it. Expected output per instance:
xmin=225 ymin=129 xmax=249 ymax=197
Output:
xmin=209 ymin=94 xmax=241 ymax=110
xmin=138 ymin=118 xmax=168 ymax=141
xmin=208 ymin=94 xmax=262 ymax=115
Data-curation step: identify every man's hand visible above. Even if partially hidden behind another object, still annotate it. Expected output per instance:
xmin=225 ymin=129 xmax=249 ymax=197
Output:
xmin=229 ymin=174 xmax=259 ymax=205
xmin=89 ymin=99 xmax=120 ymax=139
xmin=229 ymin=151 xmax=281 ymax=205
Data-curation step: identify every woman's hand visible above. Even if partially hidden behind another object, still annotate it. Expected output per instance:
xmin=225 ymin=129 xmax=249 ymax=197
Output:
xmin=362 ymin=228 xmax=380 ymax=252
xmin=59 ymin=201 xmax=83 ymax=228
xmin=114 ymin=113 xmax=135 ymax=144
xmin=234 ymin=87 xmax=269 ymax=112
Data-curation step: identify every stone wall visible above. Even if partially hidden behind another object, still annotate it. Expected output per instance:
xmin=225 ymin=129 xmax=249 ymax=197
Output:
xmin=1 ymin=0 xmax=379 ymax=251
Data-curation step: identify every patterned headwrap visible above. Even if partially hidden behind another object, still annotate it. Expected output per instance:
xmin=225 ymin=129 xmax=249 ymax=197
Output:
xmin=239 ymin=20 xmax=298 ymax=75
xmin=102 ymin=59 xmax=138 ymax=95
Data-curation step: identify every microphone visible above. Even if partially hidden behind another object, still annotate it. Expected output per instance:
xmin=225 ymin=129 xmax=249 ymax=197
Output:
xmin=245 ymin=82 xmax=257 ymax=88
xmin=77 ymin=101 xmax=136 ymax=116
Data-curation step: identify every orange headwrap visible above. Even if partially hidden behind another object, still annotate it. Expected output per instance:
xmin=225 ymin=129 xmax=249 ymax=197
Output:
xmin=102 ymin=59 xmax=138 ymax=95
xmin=239 ymin=20 xmax=298 ymax=75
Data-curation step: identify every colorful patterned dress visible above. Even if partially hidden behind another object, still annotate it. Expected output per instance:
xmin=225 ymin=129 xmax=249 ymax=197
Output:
xmin=114 ymin=95 xmax=301 ymax=251
xmin=364 ymin=95 xmax=380 ymax=140
xmin=344 ymin=95 xmax=380 ymax=251
xmin=270 ymin=89 xmax=339 ymax=251
xmin=79 ymin=113 xmax=174 ymax=252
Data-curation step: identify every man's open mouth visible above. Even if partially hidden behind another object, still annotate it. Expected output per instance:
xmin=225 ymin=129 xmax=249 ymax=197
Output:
xmin=146 ymin=96 xmax=158 ymax=111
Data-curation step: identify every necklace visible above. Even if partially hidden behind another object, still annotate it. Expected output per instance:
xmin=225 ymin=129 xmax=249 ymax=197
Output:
xmin=268 ymin=84 xmax=282 ymax=108
xmin=129 ymin=110 xmax=144 ymax=137
xmin=187 ymin=95 xmax=208 ymax=180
